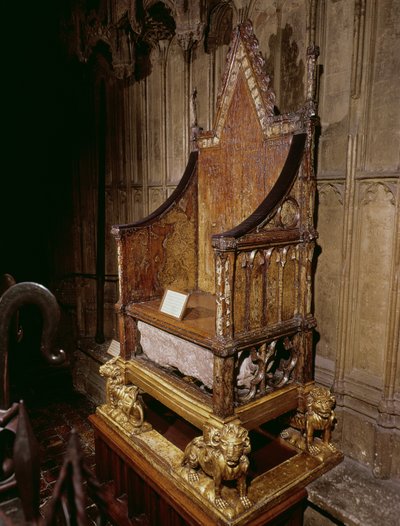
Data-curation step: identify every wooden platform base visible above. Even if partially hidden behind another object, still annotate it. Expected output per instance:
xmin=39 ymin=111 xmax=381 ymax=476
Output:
xmin=89 ymin=399 xmax=313 ymax=526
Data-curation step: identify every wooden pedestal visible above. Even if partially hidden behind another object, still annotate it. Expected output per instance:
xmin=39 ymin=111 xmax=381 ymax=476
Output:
xmin=89 ymin=410 xmax=308 ymax=526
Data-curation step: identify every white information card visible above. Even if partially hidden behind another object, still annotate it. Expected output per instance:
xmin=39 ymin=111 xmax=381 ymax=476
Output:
xmin=159 ymin=289 xmax=190 ymax=320
xmin=106 ymin=339 xmax=121 ymax=357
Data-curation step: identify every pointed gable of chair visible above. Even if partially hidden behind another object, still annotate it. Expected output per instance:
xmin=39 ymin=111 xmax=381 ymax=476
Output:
xmin=197 ymin=20 xmax=276 ymax=149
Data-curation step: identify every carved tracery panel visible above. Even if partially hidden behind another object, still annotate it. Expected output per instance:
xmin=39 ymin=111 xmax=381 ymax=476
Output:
xmin=349 ymin=182 xmax=397 ymax=379
xmin=235 ymin=334 xmax=300 ymax=404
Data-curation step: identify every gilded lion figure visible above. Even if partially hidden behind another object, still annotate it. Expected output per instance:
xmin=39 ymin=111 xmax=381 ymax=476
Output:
xmin=282 ymin=385 xmax=336 ymax=455
xmin=99 ymin=357 xmax=144 ymax=429
xmin=182 ymin=422 xmax=252 ymax=510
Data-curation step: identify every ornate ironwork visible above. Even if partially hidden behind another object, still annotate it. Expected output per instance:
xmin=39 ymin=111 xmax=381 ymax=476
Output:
xmin=0 ymin=281 xmax=65 ymax=410
xmin=0 ymin=401 xmax=133 ymax=526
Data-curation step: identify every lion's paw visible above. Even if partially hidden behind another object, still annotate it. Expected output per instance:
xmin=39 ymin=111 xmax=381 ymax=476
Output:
xmin=188 ymin=470 xmax=200 ymax=483
xmin=240 ymin=496 xmax=253 ymax=509
xmin=308 ymin=444 xmax=321 ymax=456
xmin=214 ymin=497 xmax=229 ymax=510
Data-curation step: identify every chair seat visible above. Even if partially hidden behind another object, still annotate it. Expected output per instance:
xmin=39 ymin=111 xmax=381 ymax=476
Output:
xmin=129 ymin=291 xmax=216 ymax=348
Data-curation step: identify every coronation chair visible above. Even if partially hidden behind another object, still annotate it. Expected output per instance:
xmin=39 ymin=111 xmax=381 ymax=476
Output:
xmin=93 ymin=21 xmax=342 ymax=525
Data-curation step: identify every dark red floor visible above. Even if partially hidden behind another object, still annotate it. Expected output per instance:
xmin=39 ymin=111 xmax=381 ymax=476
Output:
xmin=29 ymin=391 xmax=97 ymax=506
xmin=0 ymin=385 xmax=98 ymax=524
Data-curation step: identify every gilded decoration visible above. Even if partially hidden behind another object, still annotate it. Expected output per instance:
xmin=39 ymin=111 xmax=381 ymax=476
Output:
xmin=278 ymin=197 xmax=300 ymax=228
xmin=181 ymin=422 xmax=252 ymax=512
xmin=98 ymin=358 xmax=151 ymax=435
xmin=281 ymin=386 xmax=337 ymax=457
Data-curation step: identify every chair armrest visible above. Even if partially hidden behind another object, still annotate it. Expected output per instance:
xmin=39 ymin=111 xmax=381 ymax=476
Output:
xmin=212 ymin=133 xmax=307 ymax=251
xmin=112 ymin=152 xmax=198 ymax=305
xmin=211 ymin=133 xmax=316 ymax=340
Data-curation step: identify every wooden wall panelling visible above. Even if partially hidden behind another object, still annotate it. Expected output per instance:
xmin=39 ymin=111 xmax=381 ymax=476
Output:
xmin=131 ymin=82 xmax=148 ymax=221
xmin=125 ymin=83 xmax=134 ymax=224
xmin=146 ymin=46 xmax=165 ymax=210
xmin=166 ymin=37 xmax=188 ymax=186
xmin=116 ymin=81 xmax=130 ymax=225
xmin=76 ymin=78 xmax=98 ymax=338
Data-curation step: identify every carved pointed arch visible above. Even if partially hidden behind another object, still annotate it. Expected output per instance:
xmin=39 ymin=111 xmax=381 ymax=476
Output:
xmin=205 ymin=1 xmax=234 ymax=53
xmin=143 ymin=0 xmax=175 ymax=12
xmin=197 ymin=20 xmax=276 ymax=149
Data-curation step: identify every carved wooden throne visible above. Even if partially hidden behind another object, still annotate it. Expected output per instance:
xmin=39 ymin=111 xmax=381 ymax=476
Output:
xmin=94 ymin=21 xmax=342 ymax=524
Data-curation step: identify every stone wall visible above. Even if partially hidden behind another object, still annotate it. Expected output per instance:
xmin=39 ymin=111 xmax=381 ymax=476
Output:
xmin=60 ymin=0 xmax=399 ymax=480
xmin=313 ymin=0 xmax=400 ymax=480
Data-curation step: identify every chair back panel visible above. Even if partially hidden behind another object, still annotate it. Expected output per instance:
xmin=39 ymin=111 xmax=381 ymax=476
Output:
xmin=198 ymin=71 xmax=291 ymax=293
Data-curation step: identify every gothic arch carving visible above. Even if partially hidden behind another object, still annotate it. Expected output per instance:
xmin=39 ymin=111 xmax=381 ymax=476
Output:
xmin=359 ymin=181 xmax=396 ymax=206
xmin=205 ymin=2 xmax=234 ymax=53
xmin=73 ymin=1 xmax=206 ymax=79
xmin=318 ymin=182 xmax=345 ymax=206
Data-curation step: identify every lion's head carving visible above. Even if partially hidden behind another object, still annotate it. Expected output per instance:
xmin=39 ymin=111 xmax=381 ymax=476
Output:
xmin=182 ymin=421 xmax=252 ymax=510
xmin=99 ymin=357 xmax=123 ymax=383
xmin=218 ymin=423 xmax=251 ymax=467
xmin=306 ymin=386 xmax=335 ymax=420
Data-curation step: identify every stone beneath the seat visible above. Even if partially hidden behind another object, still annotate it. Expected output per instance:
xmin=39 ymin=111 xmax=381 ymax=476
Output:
xmin=138 ymin=321 xmax=214 ymax=388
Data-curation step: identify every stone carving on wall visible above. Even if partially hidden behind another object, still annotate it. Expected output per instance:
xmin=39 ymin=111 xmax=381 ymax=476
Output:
xmin=314 ymin=181 xmax=345 ymax=369
xmin=318 ymin=182 xmax=345 ymax=206
xmin=359 ymin=181 xmax=396 ymax=206
xmin=74 ymin=0 xmax=139 ymax=79
xmin=206 ymin=2 xmax=233 ymax=53
xmin=349 ymin=181 xmax=397 ymax=380
xmin=173 ymin=0 xmax=205 ymax=51
xmin=280 ymin=23 xmax=305 ymax=112
xmin=71 ymin=0 xmax=206 ymax=79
